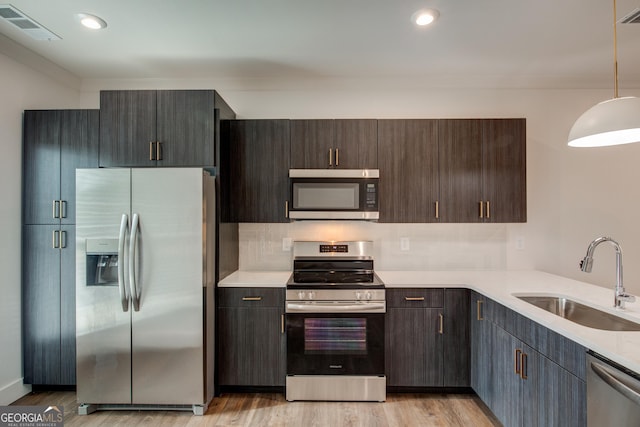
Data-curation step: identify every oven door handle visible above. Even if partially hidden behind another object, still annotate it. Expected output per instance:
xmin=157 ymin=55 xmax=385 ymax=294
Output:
xmin=286 ymin=302 xmax=386 ymax=313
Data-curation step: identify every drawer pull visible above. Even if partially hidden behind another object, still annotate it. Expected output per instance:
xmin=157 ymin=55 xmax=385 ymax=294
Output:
xmin=404 ymin=297 xmax=425 ymax=301
xmin=242 ymin=296 xmax=263 ymax=301
xmin=438 ymin=313 xmax=444 ymax=334
xmin=477 ymin=300 xmax=484 ymax=320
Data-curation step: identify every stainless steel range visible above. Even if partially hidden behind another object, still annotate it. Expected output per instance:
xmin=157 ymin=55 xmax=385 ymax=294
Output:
xmin=285 ymin=241 xmax=386 ymax=402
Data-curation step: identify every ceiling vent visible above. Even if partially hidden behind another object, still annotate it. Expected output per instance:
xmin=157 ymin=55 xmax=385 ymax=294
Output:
xmin=620 ymin=7 xmax=640 ymax=24
xmin=0 ymin=4 xmax=60 ymax=40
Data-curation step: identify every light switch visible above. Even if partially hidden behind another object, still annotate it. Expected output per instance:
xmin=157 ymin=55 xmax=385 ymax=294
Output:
xmin=400 ymin=237 xmax=410 ymax=251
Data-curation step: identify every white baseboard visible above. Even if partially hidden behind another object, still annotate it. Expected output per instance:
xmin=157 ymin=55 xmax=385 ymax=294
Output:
xmin=0 ymin=378 xmax=32 ymax=405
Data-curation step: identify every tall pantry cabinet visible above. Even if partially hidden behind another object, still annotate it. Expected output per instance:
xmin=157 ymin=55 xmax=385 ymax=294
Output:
xmin=22 ymin=110 xmax=99 ymax=386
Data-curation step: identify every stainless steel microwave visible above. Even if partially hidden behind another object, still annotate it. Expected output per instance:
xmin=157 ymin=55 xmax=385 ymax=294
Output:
xmin=288 ymin=169 xmax=379 ymax=220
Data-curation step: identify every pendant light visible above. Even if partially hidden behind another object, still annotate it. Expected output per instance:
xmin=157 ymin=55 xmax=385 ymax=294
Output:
xmin=567 ymin=0 xmax=640 ymax=147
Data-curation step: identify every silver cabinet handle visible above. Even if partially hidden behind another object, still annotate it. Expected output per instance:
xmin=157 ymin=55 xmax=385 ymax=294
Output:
xmin=479 ymin=201 xmax=484 ymax=218
xmin=52 ymin=200 xmax=60 ymax=219
xmin=118 ymin=214 xmax=130 ymax=312
xmin=156 ymin=141 xmax=163 ymax=161
xmin=405 ymin=297 xmax=425 ymax=301
xmin=285 ymin=200 xmax=289 ymax=219
xmin=435 ymin=201 xmax=439 ymax=219
xmin=335 ymin=148 xmax=339 ymax=166
xmin=149 ymin=142 xmax=155 ymax=160
xmin=281 ymin=314 xmax=285 ymax=334
xmin=591 ymin=360 xmax=640 ymax=406
xmin=60 ymin=230 xmax=66 ymax=248
xmin=438 ymin=313 xmax=444 ymax=334
xmin=242 ymin=296 xmax=263 ymax=301
xmin=329 ymin=148 xmax=333 ymax=166
xmin=129 ymin=213 xmax=141 ymax=311
xmin=60 ymin=200 xmax=67 ymax=218
xmin=52 ymin=230 xmax=60 ymax=248
xmin=486 ymin=201 xmax=490 ymax=219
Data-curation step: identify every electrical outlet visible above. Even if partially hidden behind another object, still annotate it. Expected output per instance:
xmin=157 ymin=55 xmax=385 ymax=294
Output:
xmin=400 ymin=237 xmax=410 ymax=251
xmin=282 ymin=237 xmax=293 ymax=251
xmin=516 ymin=236 xmax=525 ymax=250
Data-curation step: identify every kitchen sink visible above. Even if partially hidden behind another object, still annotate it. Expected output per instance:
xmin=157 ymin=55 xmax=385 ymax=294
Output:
xmin=515 ymin=295 xmax=640 ymax=331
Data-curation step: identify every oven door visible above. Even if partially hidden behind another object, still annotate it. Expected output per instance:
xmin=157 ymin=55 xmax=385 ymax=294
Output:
xmin=286 ymin=312 xmax=384 ymax=376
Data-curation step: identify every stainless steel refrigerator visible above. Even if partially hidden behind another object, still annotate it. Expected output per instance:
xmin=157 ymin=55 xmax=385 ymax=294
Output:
xmin=75 ymin=168 xmax=216 ymax=415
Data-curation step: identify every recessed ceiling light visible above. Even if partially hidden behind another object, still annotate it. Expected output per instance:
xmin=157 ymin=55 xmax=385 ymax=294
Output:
xmin=76 ymin=13 xmax=107 ymax=30
xmin=412 ymin=9 xmax=439 ymax=27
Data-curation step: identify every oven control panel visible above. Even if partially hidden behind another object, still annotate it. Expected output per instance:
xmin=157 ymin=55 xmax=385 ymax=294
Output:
xmin=287 ymin=289 xmax=385 ymax=302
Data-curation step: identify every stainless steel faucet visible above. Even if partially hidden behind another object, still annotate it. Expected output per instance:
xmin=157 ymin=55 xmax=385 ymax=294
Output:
xmin=579 ymin=236 xmax=636 ymax=309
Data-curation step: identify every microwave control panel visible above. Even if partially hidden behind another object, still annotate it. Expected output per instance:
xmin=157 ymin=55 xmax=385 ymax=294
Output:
xmin=365 ymin=183 xmax=377 ymax=209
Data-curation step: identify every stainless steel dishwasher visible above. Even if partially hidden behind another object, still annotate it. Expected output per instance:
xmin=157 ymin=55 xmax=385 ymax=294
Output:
xmin=587 ymin=352 xmax=640 ymax=426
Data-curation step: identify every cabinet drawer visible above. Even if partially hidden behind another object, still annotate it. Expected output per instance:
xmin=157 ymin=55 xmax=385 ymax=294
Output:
xmin=218 ymin=287 xmax=284 ymax=308
xmin=386 ymin=288 xmax=444 ymax=308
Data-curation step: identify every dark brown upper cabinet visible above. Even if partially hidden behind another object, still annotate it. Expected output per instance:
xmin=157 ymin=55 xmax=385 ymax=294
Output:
xmin=99 ymin=90 xmax=234 ymax=167
xmin=378 ymin=119 xmax=439 ymax=222
xmin=439 ymin=118 xmax=526 ymax=223
xmin=290 ymin=119 xmax=377 ymax=169
xmin=225 ymin=119 xmax=291 ymax=223
xmin=23 ymin=110 xmax=99 ymax=226
xmin=481 ymin=119 xmax=526 ymax=223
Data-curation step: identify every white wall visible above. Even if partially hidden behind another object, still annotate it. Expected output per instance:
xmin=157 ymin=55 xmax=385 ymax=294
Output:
xmin=79 ymin=80 xmax=640 ymax=300
xmin=0 ymin=52 xmax=80 ymax=404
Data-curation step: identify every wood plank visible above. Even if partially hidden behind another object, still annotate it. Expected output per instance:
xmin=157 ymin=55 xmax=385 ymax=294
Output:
xmin=11 ymin=391 xmax=500 ymax=426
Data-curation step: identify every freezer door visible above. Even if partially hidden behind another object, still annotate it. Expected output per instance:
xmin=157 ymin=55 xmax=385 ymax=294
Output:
xmin=130 ymin=168 xmax=208 ymax=405
xmin=76 ymin=168 xmax=132 ymax=404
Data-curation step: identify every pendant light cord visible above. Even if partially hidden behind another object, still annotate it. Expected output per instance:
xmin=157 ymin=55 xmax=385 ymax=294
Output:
xmin=613 ymin=0 xmax=619 ymax=98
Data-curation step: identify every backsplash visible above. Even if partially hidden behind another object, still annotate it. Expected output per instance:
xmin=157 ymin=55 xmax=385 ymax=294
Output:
xmin=239 ymin=222 xmax=508 ymax=271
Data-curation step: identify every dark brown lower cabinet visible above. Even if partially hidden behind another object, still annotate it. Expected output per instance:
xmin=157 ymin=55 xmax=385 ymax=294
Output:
xmin=23 ymin=225 xmax=76 ymax=385
xmin=470 ymin=291 xmax=586 ymax=427
xmin=385 ymin=288 xmax=469 ymax=388
xmin=217 ymin=287 xmax=285 ymax=387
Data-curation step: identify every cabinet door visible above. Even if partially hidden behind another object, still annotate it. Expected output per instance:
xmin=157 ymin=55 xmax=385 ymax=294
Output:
xmin=531 ymin=354 xmax=586 ymax=427
xmin=386 ymin=307 xmax=443 ymax=387
xmin=227 ymin=120 xmax=290 ymax=222
xmin=99 ymin=90 xmax=157 ymax=167
xmin=438 ymin=119 xmax=483 ymax=222
xmin=378 ymin=119 xmax=439 ymax=222
xmin=491 ymin=324 xmax=523 ymax=427
xmin=470 ymin=293 xmax=492 ymax=403
xmin=23 ymin=225 xmax=61 ymax=385
xmin=23 ymin=111 xmax=61 ymax=225
xmin=218 ymin=307 xmax=286 ymax=386
xmin=334 ymin=119 xmax=378 ymax=168
xmin=482 ymin=119 xmax=526 ymax=222
xmin=156 ymin=90 xmax=215 ymax=166
xmin=290 ymin=119 xmax=334 ymax=168
xmin=443 ymin=289 xmax=470 ymax=387
xmin=59 ymin=110 xmax=99 ymax=225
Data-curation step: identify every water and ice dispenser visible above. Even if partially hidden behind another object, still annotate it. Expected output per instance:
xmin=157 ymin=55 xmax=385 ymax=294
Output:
xmin=85 ymin=238 xmax=119 ymax=286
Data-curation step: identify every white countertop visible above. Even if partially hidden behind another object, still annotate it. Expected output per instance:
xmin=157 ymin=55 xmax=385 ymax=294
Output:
xmin=218 ymin=269 xmax=640 ymax=374
xmin=219 ymin=270 xmax=291 ymax=287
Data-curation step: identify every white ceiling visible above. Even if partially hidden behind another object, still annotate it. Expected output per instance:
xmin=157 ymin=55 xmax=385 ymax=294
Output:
xmin=1 ymin=0 xmax=640 ymax=90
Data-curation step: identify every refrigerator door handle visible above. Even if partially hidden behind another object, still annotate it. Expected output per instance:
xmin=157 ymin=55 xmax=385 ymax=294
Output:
xmin=118 ymin=214 xmax=130 ymax=312
xmin=129 ymin=213 xmax=141 ymax=311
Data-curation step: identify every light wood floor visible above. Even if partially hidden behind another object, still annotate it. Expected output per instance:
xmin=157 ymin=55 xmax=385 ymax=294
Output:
xmin=12 ymin=391 xmax=500 ymax=426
